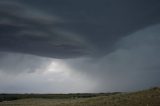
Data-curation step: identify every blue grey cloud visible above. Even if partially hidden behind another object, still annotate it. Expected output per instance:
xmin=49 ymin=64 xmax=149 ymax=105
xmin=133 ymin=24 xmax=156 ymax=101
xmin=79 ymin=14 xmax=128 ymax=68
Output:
xmin=0 ymin=0 xmax=160 ymax=93
xmin=0 ymin=1 xmax=90 ymax=59
xmin=0 ymin=0 xmax=160 ymax=58
xmin=67 ymin=24 xmax=160 ymax=92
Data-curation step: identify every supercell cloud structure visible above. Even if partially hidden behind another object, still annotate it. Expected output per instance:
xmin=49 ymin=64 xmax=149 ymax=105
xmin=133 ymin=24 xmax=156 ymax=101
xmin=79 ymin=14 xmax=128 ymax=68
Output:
xmin=0 ymin=0 xmax=160 ymax=93
xmin=0 ymin=0 xmax=160 ymax=58
xmin=0 ymin=1 xmax=90 ymax=58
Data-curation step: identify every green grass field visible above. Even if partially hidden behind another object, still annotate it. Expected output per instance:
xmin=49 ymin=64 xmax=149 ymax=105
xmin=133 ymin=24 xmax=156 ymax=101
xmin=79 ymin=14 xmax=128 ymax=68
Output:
xmin=0 ymin=87 xmax=160 ymax=106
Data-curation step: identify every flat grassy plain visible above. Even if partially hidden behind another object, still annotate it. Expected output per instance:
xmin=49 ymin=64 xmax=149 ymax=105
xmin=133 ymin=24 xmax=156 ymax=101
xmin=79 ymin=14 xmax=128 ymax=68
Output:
xmin=0 ymin=87 xmax=160 ymax=106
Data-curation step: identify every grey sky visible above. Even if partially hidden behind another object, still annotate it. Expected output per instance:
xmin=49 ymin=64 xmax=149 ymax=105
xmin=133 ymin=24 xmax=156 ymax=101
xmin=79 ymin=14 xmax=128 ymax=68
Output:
xmin=0 ymin=0 xmax=160 ymax=93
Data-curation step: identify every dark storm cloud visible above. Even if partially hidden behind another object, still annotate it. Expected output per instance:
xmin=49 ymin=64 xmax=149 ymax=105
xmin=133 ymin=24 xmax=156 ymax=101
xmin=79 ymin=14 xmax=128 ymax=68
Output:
xmin=0 ymin=0 xmax=160 ymax=93
xmin=0 ymin=0 xmax=160 ymax=58
xmin=0 ymin=1 xmax=90 ymax=59
xmin=26 ymin=0 xmax=160 ymax=54
xmin=67 ymin=24 xmax=160 ymax=92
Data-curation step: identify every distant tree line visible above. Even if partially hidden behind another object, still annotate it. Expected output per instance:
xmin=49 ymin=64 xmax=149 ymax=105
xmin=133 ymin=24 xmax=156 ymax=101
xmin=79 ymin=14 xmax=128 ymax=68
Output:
xmin=0 ymin=92 xmax=121 ymax=102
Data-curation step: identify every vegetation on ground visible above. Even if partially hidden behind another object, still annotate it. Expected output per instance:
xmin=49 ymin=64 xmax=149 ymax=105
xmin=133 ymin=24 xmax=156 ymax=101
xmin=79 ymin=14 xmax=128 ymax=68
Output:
xmin=0 ymin=87 xmax=159 ymax=106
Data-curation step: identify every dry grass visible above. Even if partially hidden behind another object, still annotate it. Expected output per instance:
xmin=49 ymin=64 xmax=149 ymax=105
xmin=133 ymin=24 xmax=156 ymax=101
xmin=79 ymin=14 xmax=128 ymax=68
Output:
xmin=0 ymin=87 xmax=160 ymax=106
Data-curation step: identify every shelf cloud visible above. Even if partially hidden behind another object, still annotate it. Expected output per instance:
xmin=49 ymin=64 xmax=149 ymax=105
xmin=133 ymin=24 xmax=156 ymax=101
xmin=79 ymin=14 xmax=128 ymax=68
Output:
xmin=0 ymin=0 xmax=160 ymax=93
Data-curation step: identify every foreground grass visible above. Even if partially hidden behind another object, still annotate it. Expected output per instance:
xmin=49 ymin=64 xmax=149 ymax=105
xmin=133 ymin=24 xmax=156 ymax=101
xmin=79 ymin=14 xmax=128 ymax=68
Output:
xmin=0 ymin=87 xmax=160 ymax=106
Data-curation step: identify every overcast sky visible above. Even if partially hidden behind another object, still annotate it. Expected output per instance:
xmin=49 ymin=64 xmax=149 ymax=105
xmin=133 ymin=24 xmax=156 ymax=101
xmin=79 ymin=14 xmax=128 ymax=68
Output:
xmin=0 ymin=0 xmax=160 ymax=93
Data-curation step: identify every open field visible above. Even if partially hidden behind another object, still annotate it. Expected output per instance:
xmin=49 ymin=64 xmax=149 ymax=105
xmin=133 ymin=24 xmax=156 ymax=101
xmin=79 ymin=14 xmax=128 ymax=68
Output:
xmin=0 ymin=87 xmax=160 ymax=106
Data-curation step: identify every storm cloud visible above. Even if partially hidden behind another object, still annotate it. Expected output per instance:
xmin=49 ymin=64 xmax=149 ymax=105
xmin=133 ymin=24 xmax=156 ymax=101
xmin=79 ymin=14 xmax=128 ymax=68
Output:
xmin=0 ymin=1 xmax=90 ymax=58
xmin=0 ymin=0 xmax=160 ymax=93
xmin=67 ymin=24 xmax=160 ymax=92
xmin=0 ymin=0 xmax=160 ymax=58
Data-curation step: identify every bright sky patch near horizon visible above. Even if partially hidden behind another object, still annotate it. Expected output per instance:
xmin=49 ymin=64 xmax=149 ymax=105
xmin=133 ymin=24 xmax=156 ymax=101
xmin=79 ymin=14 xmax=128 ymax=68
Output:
xmin=0 ymin=0 xmax=160 ymax=93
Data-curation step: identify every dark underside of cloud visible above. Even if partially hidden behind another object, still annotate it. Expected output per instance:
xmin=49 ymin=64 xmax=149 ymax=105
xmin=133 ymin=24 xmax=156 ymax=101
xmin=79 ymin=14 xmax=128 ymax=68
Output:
xmin=0 ymin=0 xmax=160 ymax=58
xmin=67 ymin=24 xmax=160 ymax=91
xmin=0 ymin=0 xmax=160 ymax=93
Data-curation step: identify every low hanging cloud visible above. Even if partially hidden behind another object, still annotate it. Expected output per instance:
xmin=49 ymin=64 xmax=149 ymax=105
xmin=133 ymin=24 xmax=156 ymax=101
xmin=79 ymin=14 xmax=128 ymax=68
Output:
xmin=0 ymin=0 xmax=160 ymax=93
xmin=0 ymin=0 xmax=160 ymax=59
xmin=0 ymin=1 xmax=90 ymax=59
xmin=0 ymin=52 xmax=51 ymax=74
xmin=67 ymin=24 xmax=160 ymax=92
